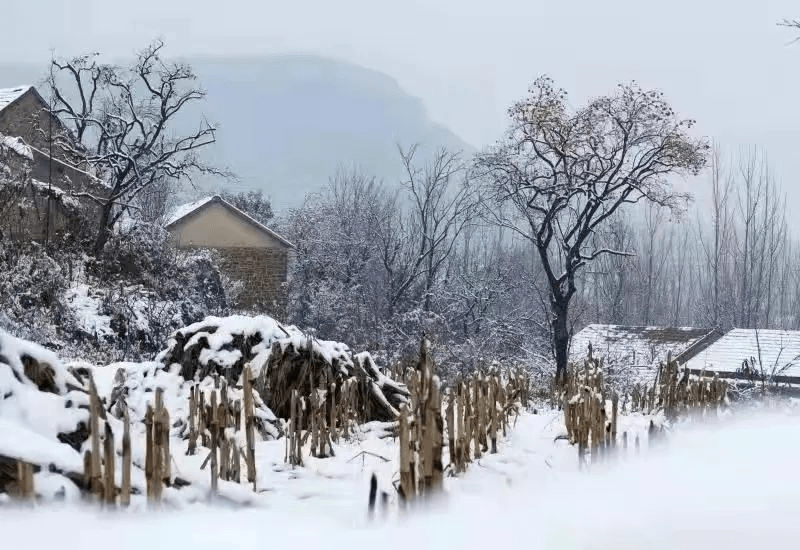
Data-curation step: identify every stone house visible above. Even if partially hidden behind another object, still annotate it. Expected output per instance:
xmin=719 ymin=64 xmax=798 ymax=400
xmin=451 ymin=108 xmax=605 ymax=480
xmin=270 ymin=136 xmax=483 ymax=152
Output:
xmin=165 ymin=195 xmax=295 ymax=312
xmin=0 ymin=85 xmax=107 ymax=241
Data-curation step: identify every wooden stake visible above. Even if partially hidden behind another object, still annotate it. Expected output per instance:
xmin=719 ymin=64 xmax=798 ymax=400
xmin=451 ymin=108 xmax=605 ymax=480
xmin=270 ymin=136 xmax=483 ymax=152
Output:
xmin=121 ymin=408 xmax=131 ymax=507
xmin=210 ymin=390 xmax=219 ymax=494
xmin=188 ymin=385 xmax=197 ymax=456
xmin=329 ymin=382 xmax=337 ymax=443
xmin=103 ymin=421 xmax=116 ymax=505
xmin=446 ymin=389 xmax=456 ymax=469
xmin=429 ymin=376 xmax=444 ymax=491
xmin=399 ymin=403 xmax=413 ymax=502
xmin=16 ymin=461 xmax=34 ymax=500
xmin=145 ymin=405 xmax=154 ymax=500
xmin=89 ymin=376 xmax=102 ymax=498
xmin=243 ymin=366 xmax=257 ymax=489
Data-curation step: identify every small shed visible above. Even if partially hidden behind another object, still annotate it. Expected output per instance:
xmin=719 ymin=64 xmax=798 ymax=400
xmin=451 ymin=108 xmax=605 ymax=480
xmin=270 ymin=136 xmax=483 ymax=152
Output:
xmin=683 ymin=328 xmax=800 ymax=383
xmin=165 ymin=195 xmax=295 ymax=311
xmin=570 ymin=324 xmax=722 ymax=380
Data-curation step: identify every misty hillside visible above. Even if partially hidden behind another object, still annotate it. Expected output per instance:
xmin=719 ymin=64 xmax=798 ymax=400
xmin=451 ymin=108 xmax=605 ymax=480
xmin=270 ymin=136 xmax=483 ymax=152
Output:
xmin=0 ymin=55 xmax=473 ymax=211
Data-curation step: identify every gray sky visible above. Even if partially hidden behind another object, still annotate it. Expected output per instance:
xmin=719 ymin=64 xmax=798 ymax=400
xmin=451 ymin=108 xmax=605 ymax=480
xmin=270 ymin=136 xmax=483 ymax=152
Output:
xmin=3 ymin=0 xmax=800 ymax=206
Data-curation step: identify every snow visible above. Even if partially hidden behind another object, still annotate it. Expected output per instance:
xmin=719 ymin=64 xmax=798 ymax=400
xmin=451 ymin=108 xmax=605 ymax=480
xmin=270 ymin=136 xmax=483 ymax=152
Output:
xmin=570 ymin=324 xmax=715 ymax=368
xmin=29 ymin=179 xmax=82 ymax=208
xmin=164 ymin=196 xmax=215 ymax=227
xmin=0 ymin=418 xmax=83 ymax=472
xmin=3 ymin=408 xmax=800 ymax=548
xmin=5 ymin=320 xmax=799 ymax=546
xmin=64 ymin=284 xmax=115 ymax=340
xmin=0 ymin=330 xmax=89 ymax=469
xmin=160 ymin=314 xmax=304 ymax=378
xmin=0 ymin=134 xmax=32 ymax=160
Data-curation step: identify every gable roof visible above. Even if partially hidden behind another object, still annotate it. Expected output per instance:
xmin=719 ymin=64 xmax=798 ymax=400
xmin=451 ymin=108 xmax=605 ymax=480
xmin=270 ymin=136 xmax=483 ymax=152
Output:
xmin=570 ymin=324 xmax=721 ymax=367
xmin=683 ymin=328 xmax=800 ymax=379
xmin=0 ymin=85 xmax=32 ymax=112
xmin=165 ymin=195 xmax=295 ymax=249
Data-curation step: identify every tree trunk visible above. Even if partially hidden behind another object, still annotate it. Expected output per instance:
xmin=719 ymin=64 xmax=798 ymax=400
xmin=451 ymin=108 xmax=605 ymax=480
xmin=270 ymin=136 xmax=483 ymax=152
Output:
xmin=93 ymin=202 xmax=114 ymax=255
xmin=552 ymin=296 xmax=570 ymax=387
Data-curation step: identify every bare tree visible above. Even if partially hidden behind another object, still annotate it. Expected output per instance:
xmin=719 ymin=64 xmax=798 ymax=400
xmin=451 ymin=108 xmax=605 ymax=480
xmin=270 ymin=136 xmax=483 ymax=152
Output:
xmin=135 ymin=177 xmax=174 ymax=225
xmin=695 ymin=145 xmax=733 ymax=328
xmin=779 ymin=18 xmax=800 ymax=37
xmin=218 ymin=189 xmax=274 ymax=226
xmin=398 ymin=145 xmax=476 ymax=313
xmin=47 ymin=40 xmax=222 ymax=253
xmin=473 ymin=77 xmax=708 ymax=384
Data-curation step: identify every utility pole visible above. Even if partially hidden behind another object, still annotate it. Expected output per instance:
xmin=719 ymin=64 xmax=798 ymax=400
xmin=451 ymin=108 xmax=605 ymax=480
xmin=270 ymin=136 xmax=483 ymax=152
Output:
xmin=45 ymin=54 xmax=54 ymax=247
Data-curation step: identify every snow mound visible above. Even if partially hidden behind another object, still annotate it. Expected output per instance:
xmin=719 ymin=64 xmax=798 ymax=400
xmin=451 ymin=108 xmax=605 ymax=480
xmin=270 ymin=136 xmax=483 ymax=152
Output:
xmin=0 ymin=330 xmax=89 ymax=492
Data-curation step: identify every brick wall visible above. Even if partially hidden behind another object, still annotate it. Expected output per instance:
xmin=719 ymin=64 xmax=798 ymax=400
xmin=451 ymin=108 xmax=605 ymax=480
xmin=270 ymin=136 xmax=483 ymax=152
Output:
xmin=183 ymin=245 xmax=290 ymax=314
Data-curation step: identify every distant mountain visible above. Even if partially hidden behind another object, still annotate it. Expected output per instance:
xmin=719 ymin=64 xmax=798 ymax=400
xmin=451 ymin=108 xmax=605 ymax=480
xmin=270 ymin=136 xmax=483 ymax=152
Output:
xmin=0 ymin=55 xmax=473 ymax=212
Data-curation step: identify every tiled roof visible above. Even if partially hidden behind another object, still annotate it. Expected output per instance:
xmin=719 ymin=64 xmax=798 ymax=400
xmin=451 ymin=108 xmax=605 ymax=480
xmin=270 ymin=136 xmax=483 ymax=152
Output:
xmin=570 ymin=324 xmax=717 ymax=367
xmin=683 ymin=328 xmax=800 ymax=378
xmin=0 ymin=85 xmax=31 ymax=112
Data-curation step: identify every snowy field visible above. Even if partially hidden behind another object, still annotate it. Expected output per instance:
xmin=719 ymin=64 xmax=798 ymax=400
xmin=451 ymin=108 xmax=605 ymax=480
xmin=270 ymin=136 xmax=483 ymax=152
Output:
xmin=3 ymin=408 xmax=800 ymax=549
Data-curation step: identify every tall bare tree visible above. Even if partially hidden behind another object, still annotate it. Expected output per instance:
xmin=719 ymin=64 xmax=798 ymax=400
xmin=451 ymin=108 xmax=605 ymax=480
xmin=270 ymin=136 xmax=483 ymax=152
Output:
xmin=47 ymin=40 xmax=222 ymax=253
xmin=474 ymin=77 xmax=708 ymax=384
xmin=399 ymin=145 xmax=476 ymax=313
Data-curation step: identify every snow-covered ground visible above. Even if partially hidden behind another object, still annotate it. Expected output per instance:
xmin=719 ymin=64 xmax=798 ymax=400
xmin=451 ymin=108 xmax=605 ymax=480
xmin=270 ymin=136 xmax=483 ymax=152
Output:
xmin=4 ymin=407 xmax=799 ymax=549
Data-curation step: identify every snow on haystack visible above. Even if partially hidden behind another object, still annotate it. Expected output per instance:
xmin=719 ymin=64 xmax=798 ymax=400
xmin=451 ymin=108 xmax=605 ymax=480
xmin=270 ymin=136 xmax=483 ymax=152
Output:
xmin=0 ymin=330 xmax=89 ymax=492
xmin=157 ymin=314 xmax=409 ymax=422
xmin=156 ymin=314 xmax=304 ymax=385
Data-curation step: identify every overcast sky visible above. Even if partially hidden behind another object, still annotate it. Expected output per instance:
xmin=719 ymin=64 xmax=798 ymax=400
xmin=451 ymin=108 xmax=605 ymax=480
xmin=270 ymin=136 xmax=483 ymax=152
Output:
xmin=2 ymin=0 xmax=800 ymax=207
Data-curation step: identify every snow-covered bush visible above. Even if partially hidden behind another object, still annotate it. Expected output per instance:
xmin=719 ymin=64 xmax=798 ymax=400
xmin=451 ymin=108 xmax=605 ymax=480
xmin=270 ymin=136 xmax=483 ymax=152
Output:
xmin=0 ymin=217 xmax=235 ymax=362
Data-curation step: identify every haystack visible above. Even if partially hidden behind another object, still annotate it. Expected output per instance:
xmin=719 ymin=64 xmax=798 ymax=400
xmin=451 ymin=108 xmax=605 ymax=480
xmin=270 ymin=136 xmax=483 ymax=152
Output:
xmin=262 ymin=336 xmax=410 ymax=421
xmin=156 ymin=315 xmax=409 ymax=423
xmin=157 ymin=315 xmax=304 ymax=385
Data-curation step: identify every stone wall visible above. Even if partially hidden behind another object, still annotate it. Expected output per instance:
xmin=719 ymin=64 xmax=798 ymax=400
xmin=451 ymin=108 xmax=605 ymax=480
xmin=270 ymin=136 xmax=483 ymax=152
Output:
xmin=0 ymin=91 xmax=78 ymax=167
xmin=0 ymin=89 xmax=106 ymax=241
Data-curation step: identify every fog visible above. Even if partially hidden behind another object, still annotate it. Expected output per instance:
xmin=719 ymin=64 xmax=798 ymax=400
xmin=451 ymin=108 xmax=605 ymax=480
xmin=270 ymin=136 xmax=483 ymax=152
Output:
xmin=2 ymin=1 xmax=799 ymax=186
xmin=3 ymin=408 xmax=799 ymax=549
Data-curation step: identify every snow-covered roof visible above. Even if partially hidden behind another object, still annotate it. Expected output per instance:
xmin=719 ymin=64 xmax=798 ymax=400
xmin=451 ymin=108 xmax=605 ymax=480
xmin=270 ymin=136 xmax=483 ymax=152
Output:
xmin=165 ymin=196 xmax=215 ymax=226
xmin=0 ymin=85 xmax=31 ymax=112
xmin=684 ymin=328 xmax=800 ymax=379
xmin=166 ymin=195 xmax=295 ymax=249
xmin=570 ymin=324 xmax=720 ymax=367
